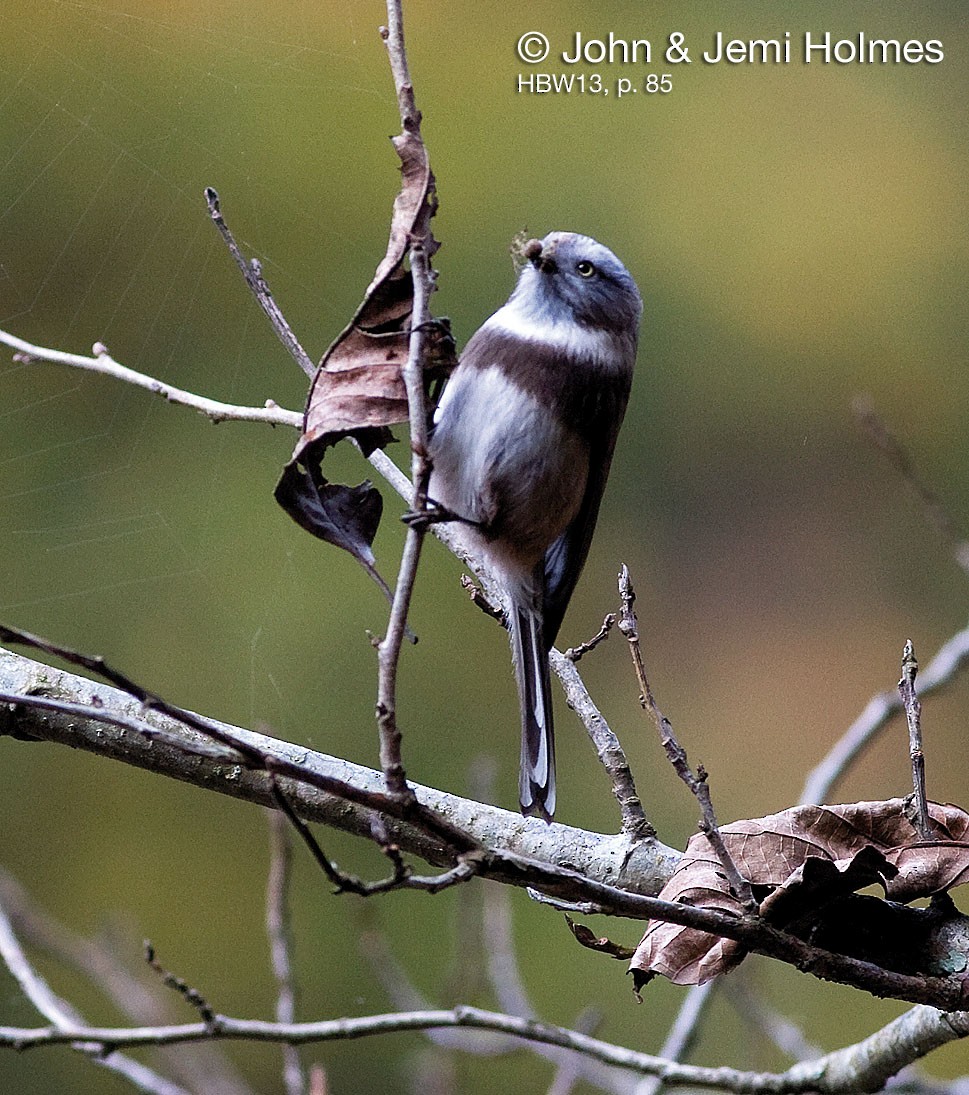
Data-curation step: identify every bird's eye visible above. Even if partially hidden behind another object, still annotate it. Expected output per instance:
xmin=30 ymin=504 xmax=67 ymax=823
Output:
xmin=576 ymin=260 xmax=596 ymax=278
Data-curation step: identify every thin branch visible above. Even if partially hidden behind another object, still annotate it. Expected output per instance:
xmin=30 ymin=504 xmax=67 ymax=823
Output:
xmin=565 ymin=614 xmax=617 ymax=662
xmin=550 ymin=649 xmax=652 ymax=839
xmin=0 ymin=327 xmax=302 ymax=427
xmin=0 ymin=690 xmax=246 ymax=762
xmin=854 ymin=396 xmax=969 ymax=579
xmin=372 ymin=0 xmax=440 ymax=801
xmin=381 ymin=0 xmax=420 ymax=128
xmin=617 ymin=566 xmax=757 ymax=911
xmin=898 ymin=640 xmax=932 ymax=839
xmin=454 ymin=543 xmax=650 ymax=840
xmin=266 ymin=810 xmax=307 ymax=1095
xmin=205 ymin=187 xmax=317 ymax=379
xmin=374 ymin=243 xmax=434 ymax=800
xmin=460 ymin=574 xmax=508 ymax=624
xmin=144 ymin=943 xmax=217 ymax=1027
xmin=270 ymin=773 xmax=480 ymax=897
xmin=800 ymin=621 xmax=969 ymax=805
xmin=0 ymin=898 xmax=189 ymax=1095
xmin=1 ymin=1002 xmax=967 ymax=1094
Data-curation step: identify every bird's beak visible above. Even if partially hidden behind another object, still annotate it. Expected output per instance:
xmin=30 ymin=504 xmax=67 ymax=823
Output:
xmin=524 ymin=237 xmax=556 ymax=274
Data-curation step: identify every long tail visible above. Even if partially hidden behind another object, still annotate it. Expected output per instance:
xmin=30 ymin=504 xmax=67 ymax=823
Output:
xmin=510 ymin=600 xmax=556 ymax=822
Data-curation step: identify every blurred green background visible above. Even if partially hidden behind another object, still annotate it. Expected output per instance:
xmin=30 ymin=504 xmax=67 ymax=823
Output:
xmin=2 ymin=0 xmax=968 ymax=1091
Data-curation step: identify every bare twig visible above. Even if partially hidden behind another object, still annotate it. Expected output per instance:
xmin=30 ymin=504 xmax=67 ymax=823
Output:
xmin=374 ymin=243 xmax=434 ymax=800
xmin=460 ymin=574 xmax=508 ymax=624
xmin=0 ymin=899 xmax=189 ymax=1095
xmin=0 ymin=689 xmax=246 ymax=762
xmin=616 ymin=566 xmax=756 ymax=911
xmin=372 ymin=0 xmax=440 ymax=801
xmin=854 ymin=396 xmax=969 ymax=578
xmin=0 ymin=327 xmax=303 ymax=427
xmin=1 ymin=1002 xmax=967 ymax=1093
xmin=205 ymin=187 xmax=316 ymax=379
xmin=458 ymin=560 xmax=650 ymax=839
xmin=269 ymin=773 xmax=476 ymax=896
xmin=801 ymin=621 xmax=969 ymax=805
xmin=266 ymin=810 xmax=306 ymax=1095
xmin=565 ymin=614 xmax=617 ymax=662
xmin=898 ymin=641 xmax=933 ymax=840
xmin=549 ymin=649 xmax=652 ymax=839
xmin=144 ymin=943 xmax=217 ymax=1027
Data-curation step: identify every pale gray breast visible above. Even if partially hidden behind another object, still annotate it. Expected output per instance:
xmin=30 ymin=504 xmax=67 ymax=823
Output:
xmin=429 ymin=362 xmax=588 ymax=571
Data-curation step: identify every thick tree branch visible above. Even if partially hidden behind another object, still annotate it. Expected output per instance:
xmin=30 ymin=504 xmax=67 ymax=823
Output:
xmin=6 ymin=644 xmax=969 ymax=1010
xmin=0 ymin=646 xmax=677 ymax=906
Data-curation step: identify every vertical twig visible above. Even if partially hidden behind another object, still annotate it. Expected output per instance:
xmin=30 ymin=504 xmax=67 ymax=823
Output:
xmin=375 ymin=243 xmax=433 ymax=798
xmin=898 ymin=640 xmax=933 ymax=839
xmin=616 ymin=565 xmax=757 ymax=911
xmin=800 ymin=622 xmax=969 ymax=805
xmin=267 ymin=809 xmax=306 ymax=1095
xmin=374 ymin=0 xmax=437 ymax=800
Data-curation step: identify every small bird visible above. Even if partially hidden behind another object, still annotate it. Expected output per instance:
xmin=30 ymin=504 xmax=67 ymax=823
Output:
xmin=428 ymin=232 xmax=642 ymax=821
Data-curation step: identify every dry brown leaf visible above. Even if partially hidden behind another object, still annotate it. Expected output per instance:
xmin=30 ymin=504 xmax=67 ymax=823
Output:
xmin=564 ymin=914 xmax=636 ymax=960
xmin=631 ymin=798 xmax=969 ymax=987
xmin=275 ymin=120 xmax=456 ymax=598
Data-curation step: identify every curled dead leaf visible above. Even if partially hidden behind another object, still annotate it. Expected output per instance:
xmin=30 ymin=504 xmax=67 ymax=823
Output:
xmin=564 ymin=914 xmax=635 ymax=960
xmin=631 ymin=798 xmax=969 ymax=988
xmin=275 ymin=110 xmax=456 ymax=601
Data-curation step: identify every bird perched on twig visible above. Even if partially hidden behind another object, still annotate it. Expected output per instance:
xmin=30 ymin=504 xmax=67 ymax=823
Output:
xmin=428 ymin=231 xmax=642 ymax=821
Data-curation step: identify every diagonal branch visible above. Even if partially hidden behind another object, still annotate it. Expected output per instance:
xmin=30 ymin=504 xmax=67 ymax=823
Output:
xmin=617 ymin=566 xmax=756 ymax=911
xmin=0 ymin=896 xmax=188 ymax=1095
xmin=0 ymin=328 xmax=302 ymax=427
xmin=0 ymin=645 xmax=677 ymax=908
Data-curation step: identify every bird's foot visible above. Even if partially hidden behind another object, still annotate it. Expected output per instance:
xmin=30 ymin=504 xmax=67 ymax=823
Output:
xmin=401 ymin=502 xmax=477 ymax=531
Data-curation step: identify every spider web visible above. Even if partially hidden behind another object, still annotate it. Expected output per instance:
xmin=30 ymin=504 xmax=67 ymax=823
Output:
xmin=0 ymin=0 xmax=398 ymax=734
